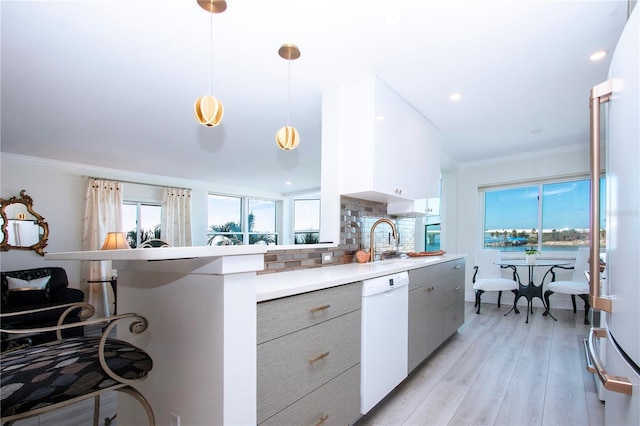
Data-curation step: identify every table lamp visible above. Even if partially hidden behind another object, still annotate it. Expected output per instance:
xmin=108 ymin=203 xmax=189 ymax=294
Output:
xmin=100 ymin=232 xmax=131 ymax=250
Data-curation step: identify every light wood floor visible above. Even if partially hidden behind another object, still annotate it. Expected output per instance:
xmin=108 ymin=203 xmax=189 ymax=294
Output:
xmin=12 ymin=302 xmax=603 ymax=426
xmin=356 ymin=301 xmax=605 ymax=426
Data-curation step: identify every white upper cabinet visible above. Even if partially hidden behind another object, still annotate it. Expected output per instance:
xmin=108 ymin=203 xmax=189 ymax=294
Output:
xmin=327 ymin=76 xmax=441 ymax=204
xmin=387 ymin=195 xmax=441 ymax=217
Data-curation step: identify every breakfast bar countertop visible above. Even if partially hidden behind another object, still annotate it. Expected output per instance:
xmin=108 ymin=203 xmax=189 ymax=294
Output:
xmin=255 ymin=254 xmax=466 ymax=302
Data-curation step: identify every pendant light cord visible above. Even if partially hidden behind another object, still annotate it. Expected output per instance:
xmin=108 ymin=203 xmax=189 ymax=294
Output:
xmin=209 ymin=6 xmax=213 ymax=95
xmin=287 ymin=58 xmax=291 ymax=126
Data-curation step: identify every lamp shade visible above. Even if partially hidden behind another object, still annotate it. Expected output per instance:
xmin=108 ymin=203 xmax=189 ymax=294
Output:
xmin=194 ymin=95 xmax=224 ymax=127
xmin=276 ymin=125 xmax=300 ymax=151
xmin=100 ymin=232 xmax=131 ymax=250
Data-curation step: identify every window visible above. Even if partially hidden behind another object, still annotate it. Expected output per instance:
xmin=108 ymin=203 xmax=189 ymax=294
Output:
xmin=247 ymin=198 xmax=277 ymax=245
xmin=425 ymin=217 xmax=441 ymax=252
xmin=482 ymin=177 xmax=605 ymax=252
xmin=123 ymin=202 xmax=161 ymax=248
xmin=207 ymin=194 xmax=278 ymax=245
xmin=294 ymin=199 xmax=320 ymax=244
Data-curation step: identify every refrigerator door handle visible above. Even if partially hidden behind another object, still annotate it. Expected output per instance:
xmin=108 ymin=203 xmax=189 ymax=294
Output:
xmin=583 ymin=338 xmax=597 ymax=374
xmin=589 ymin=80 xmax=613 ymax=313
xmin=587 ymin=327 xmax=633 ymax=395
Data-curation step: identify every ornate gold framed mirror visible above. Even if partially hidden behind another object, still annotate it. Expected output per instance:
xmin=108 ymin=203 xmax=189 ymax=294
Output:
xmin=0 ymin=190 xmax=49 ymax=256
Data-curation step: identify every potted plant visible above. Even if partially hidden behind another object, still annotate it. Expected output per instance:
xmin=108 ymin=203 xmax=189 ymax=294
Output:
xmin=525 ymin=247 xmax=539 ymax=265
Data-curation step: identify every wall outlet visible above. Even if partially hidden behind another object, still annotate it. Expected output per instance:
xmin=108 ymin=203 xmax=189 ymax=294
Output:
xmin=169 ymin=412 xmax=180 ymax=426
xmin=322 ymin=252 xmax=333 ymax=264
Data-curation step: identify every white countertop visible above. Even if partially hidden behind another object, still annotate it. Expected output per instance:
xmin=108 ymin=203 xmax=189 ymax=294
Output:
xmin=45 ymin=246 xmax=466 ymax=303
xmin=44 ymin=243 xmax=337 ymax=261
xmin=256 ymin=254 xmax=466 ymax=302
xmin=45 ymin=245 xmax=269 ymax=261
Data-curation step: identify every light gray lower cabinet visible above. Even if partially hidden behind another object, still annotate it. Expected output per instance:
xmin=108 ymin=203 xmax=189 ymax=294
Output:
xmin=257 ymin=282 xmax=362 ymax=425
xmin=408 ymin=259 xmax=465 ymax=372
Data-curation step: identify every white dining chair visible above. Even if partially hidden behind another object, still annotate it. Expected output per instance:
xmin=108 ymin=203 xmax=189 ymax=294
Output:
xmin=472 ymin=249 xmax=520 ymax=314
xmin=543 ymin=246 xmax=591 ymax=324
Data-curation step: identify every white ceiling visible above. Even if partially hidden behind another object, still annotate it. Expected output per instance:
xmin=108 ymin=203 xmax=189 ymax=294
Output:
xmin=0 ymin=0 xmax=629 ymax=195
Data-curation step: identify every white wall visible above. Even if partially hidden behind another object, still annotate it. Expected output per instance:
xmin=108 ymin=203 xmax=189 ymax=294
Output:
xmin=442 ymin=143 xmax=592 ymax=310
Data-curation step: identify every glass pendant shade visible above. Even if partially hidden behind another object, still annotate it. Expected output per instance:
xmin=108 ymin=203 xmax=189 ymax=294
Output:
xmin=194 ymin=95 xmax=224 ymax=127
xmin=276 ymin=125 xmax=300 ymax=151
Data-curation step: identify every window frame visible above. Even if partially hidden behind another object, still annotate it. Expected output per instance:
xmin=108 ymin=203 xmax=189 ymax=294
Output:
xmin=293 ymin=198 xmax=321 ymax=245
xmin=479 ymin=174 xmax=605 ymax=253
xmin=207 ymin=193 xmax=280 ymax=246
xmin=123 ymin=200 xmax=162 ymax=248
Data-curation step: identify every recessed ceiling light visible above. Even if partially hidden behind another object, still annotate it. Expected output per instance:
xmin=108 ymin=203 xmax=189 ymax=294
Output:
xmin=285 ymin=181 xmax=292 ymax=186
xmin=590 ymin=50 xmax=607 ymax=61
xmin=384 ymin=13 xmax=402 ymax=26
xmin=449 ymin=93 xmax=462 ymax=101
xmin=376 ymin=115 xmax=385 ymax=121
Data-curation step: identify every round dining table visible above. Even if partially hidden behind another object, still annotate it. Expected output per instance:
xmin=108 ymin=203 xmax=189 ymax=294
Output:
xmin=495 ymin=259 xmax=570 ymax=323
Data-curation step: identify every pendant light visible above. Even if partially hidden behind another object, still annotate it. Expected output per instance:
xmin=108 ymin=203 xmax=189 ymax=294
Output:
xmin=194 ymin=0 xmax=226 ymax=127
xmin=276 ymin=43 xmax=301 ymax=151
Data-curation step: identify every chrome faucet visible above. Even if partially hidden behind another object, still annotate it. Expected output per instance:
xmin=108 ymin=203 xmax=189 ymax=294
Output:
xmin=369 ymin=218 xmax=398 ymax=262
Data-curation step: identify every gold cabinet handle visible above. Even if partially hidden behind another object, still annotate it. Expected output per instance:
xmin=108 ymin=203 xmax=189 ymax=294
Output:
xmin=453 ymin=286 xmax=461 ymax=292
xmin=310 ymin=414 xmax=329 ymax=426
xmin=309 ymin=304 xmax=331 ymax=314
xmin=586 ymin=327 xmax=632 ymax=395
xmin=453 ymin=265 xmax=461 ymax=269
xmin=308 ymin=351 xmax=330 ymax=364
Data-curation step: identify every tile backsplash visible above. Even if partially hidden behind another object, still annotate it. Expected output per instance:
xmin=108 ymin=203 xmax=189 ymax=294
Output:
xmin=260 ymin=196 xmax=416 ymax=274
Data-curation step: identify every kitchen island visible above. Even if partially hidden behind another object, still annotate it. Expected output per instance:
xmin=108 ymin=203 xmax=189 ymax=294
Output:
xmin=46 ymin=247 xmax=465 ymax=425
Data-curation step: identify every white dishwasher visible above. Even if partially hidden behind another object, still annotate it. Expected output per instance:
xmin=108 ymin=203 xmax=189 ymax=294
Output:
xmin=361 ymin=271 xmax=409 ymax=414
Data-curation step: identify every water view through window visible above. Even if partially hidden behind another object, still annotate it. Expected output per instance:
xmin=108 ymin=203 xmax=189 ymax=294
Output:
xmin=483 ymin=178 xmax=605 ymax=252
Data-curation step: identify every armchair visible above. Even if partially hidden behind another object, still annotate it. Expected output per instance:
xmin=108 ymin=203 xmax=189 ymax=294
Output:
xmin=1 ymin=302 xmax=155 ymax=425
xmin=472 ymin=249 xmax=520 ymax=314
xmin=1 ymin=267 xmax=85 ymax=350
xmin=543 ymin=246 xmax=591 ymax=324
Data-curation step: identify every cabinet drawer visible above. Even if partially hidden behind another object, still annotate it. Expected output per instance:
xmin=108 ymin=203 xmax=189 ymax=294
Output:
xmin=260 ymin=365 xmax=361 ymax=426
xmin=442 ymin=279 xmax=464 ymax=309
xmin=258 ymin=282 xmax=361 ymax=344
xmin=430 ymin=259 xmax=465 ymax=307
xmin=408 ymin=267 xmax=428 ymax=291
xmin=257 ymin=310 xmax=361 ymax=423
xmin=429 ymin=259 xmax=465 ymax=286
xmin=444 ymin=299 xmax=465 ymax=339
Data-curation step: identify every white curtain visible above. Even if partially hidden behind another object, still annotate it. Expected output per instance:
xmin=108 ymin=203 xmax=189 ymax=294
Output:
xmin=81 ymin=179 xmax=123 ymax=317
xmin=161 ymin=187 xmax=192 ymax=247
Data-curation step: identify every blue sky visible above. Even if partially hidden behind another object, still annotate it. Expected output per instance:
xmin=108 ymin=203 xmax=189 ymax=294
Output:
xmin=484 ymin=179 xmax=601 ymax=231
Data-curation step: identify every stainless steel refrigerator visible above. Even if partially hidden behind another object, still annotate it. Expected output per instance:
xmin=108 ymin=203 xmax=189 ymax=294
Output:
xmin=587 ymin=3 xmax=639 ymax=425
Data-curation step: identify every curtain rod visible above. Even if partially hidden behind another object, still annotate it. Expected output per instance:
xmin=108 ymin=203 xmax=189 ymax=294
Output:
xmin=81 ymin=175 xmax=193 ymax=192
